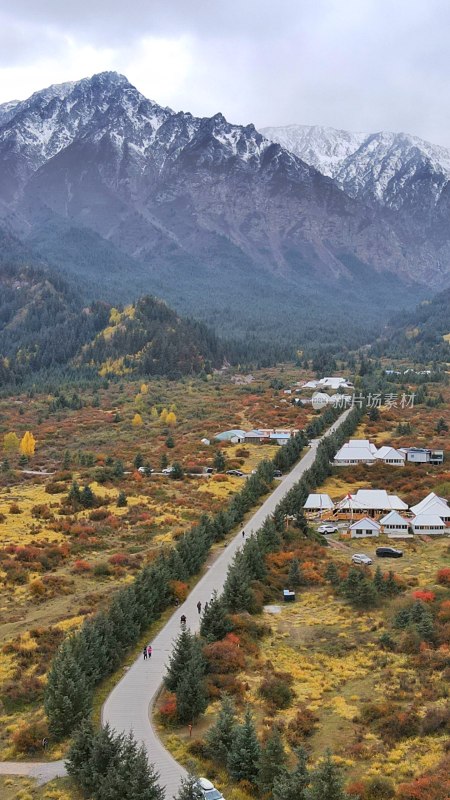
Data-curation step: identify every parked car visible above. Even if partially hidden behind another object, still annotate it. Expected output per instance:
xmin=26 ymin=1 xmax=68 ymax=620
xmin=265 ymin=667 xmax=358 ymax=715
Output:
xmin=376 ymin=547 xmax=403 ymax=558
xmin=196 ymin=778 xmax=224 ymax=800
xmin=226 ymin=469 xmax=244 ymax=476
xmin=162 ymin=466 xmax=174 ymax=475
xmin=318 ymin=524 xmax=338 ymax=534
xmin=352 ymin=553 xmax=373 ymax=565
xmin=138 ymin=466 xmax=153 ymax=474
xmin=203 ymin=467 xmax=214 ymax=475
xmin=273 ymin=469 xmax=282 ymax=477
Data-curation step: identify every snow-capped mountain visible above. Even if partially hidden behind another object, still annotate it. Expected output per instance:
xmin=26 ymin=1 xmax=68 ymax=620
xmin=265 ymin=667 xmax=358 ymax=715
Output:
xmin=0 ymin=72 xmax=447 ymax=342
xmin=261 ymin=124 xmax=450 ymax=213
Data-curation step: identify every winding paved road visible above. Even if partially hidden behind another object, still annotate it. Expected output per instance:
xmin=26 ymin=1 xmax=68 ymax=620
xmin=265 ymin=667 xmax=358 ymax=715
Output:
xmin=0 ymin=410 xmax=350 ymax=794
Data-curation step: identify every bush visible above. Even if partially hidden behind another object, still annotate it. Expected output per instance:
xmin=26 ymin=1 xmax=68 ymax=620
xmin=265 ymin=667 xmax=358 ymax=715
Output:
xmin=9 ymin=503 xmax=21 ymax=514
xmin=158 ymin=693 xmax=177 ymax=726
xmin=365 ymin=775 xmax=396 ymax=799
xmin=93 ymin=562 xmax=112 ymax=577
xmin=72 ymin=560 xmax=92 ymax=573
xmin=12 ymin=720 xmax=48 ymax=754
xmin=437 ymin=568 xmax=450 ymax=587
xmin=204 ymin=634 xmax=245 ymax=675
xmin=421 ymin=704 xmax=450 ymax=735
xmin=89 ymin=508 xmax=109 ymax=521
xmin=258 ymin=672 xmax=295 ymax=710
xmin=285 ymin=705 xmax=318 ymax=744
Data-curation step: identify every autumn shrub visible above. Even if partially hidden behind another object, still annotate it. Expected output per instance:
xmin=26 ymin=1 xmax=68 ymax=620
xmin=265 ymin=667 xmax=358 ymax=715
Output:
xmin=412 ymin=590 xmax=436 ymax=603
xmin=12 ymin=720 xmax=48 ymax=754
xmin=169 ymin=580 xmax=189 ymax=602
xmin=29 ymin=578 xmax=47 ymax=598
xmin=258 ymin=671 xmax=295 ymax=710
xmin=31 ymin=504 xmax=54 ymax=520
xmin=437 ymin=568 xmax=450 ymax=587
xmin=204 ymin=633 xmax=246 ymax=674
xmin=376 ymin=707 xmax=420 ymax=742
xmin=420 ymin=703 xmax=450 ymax=734
xmin=365 ymin=775 xmax=396 ymax=799
xmin=158 ymin=693 xmax=177 ymax=726
xmin=93 ymin=562 xmax=112 ymax=577
xmin=206 ymin=672 xmax=245 ymax=699
xmin=89 ymin=508 xmax=109 ymax=521
xmin=45 ymin=482 xmax=67 ymax=494
xmin=3 ymin=674 xmax=44 ymax=705
xmin=285 ymin=705 xmax=318 ymax=744
xmin=9 ymin=502 xmax=21 ymax=514
xmin=72 ymin=559 xmax=92 ymax=573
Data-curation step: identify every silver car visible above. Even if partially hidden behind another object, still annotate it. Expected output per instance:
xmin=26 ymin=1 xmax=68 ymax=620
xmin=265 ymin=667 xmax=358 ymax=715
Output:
xmin=196 ymin=778 xmax=224 ymax=800
xmin=352 ymin=553 xmax=373 ymax=565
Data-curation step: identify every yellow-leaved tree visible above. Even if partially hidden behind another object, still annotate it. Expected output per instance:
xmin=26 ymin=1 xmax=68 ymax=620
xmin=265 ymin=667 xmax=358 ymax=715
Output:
xmin=132 ymin=413 xmax=143 ymax=427
xmin=150 ymin=406 xmax=158 ymax=420
xmin=20 ymin=431 xmax=36 ymax=458
xmin=166 ymin=411 xmax=177 ymax=427
xmin=140 ymin=383 xmax=149 ymax=395
xmin=159 ymin=408 xmax=168 ymax=424
xmin=3 ymin=432 xmax=19 ymax=453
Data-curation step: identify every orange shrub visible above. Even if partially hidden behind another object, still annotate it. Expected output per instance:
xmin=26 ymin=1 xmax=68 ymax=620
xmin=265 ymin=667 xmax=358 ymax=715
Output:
xmin=203 ymin=634 xmax=245 ymax=674
xmin=72 ymin=559 xmax=92 ymax=573
xmin=169 ymin=580 xmax=188 ymax=601
xmin=412 ymin=590 xmax=435 ymax=602
xmin=12 ymin=720 xmax=48 ymax=754
xmin=159 ymin=693 xmax=177 ymax=726
xmin=437 ymin=568 xmax=450 ymax=586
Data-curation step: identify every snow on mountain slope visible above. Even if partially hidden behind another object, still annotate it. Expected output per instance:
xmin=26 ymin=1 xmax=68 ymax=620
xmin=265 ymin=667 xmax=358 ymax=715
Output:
xmin=260 ymin=124 xmax=366 ymax=177
xmin=261 ymin=124 xmax=450 ymax=211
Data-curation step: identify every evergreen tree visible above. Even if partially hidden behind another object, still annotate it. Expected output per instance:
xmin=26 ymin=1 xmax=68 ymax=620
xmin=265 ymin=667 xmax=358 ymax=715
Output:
xmin=258 ymin=728 xmax=287 ymax=795
xmin=45 ymin=642 xmax=92 ymax=738
xmin=222 ymin=555 xmax=254 ymax=613
xmin=200 ymin=590 xmax=232 ymax=643
xmin=80 ymin=484 xmax=95 ymax=508
xmin=374 ymin=566 xmax=386 ymax=595
xmin=273 ymin=747 xmax=310 ymax=800
xmin=288 ymin=557 xmax=303 ymax=588
xmin=205 ymin=695 xmax=237 ymax=764
xmin=164 ymin=630 xmax=195 ymax=692
xmin=113 ymin=459 xmax=125 ymax=478
xmin=242 ymin=536 xmax=267 ymax=581
xmin=174 ymin=773 xmax=203 ymax=800
xmin=257 ymin=518 xmax=281 ymax=553
xmin=160 ymin=453 xmax=169 ymax=470
xmin=68 ymin=480 xmax=81 ymax=506
xmin=213 ymin=450 xmax=226 ymax=472
xmin=325 ymin=561 xmax=340 ymax=587
xmin=65 ymin=718 xmax=96 ymax=792
xmin=171 ymin=462 xmax=184 ymax=480
xmin=227 ymin=707 xmax=261 ymax=784
xmin=176 ymin=644 xmax=207 ymax=724
xmin=306 ymin=750 xmax=349 ymax=800
xmin=63 ymin=449 xmax=71 ymax=469
xmin=133 ymin=452 xmax=144 ymax=469
xmin=117 ymin=491 xmax=127 ymax=507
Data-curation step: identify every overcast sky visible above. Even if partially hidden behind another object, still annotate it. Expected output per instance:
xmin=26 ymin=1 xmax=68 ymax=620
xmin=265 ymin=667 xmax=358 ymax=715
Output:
xmin=2 ymin=0 xmax=450 ymax=146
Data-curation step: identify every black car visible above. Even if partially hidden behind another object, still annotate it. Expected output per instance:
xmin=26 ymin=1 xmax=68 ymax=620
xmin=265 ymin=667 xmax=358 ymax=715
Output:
xmin=273 ymin=469 xmax=282 ymax=477
xmin=376 ymin=547 xmax=403 ymax=558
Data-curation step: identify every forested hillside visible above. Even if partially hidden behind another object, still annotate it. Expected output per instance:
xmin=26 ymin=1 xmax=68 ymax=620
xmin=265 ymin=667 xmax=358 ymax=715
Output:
xmin=372 ymin=288 xmax=450 ymax=362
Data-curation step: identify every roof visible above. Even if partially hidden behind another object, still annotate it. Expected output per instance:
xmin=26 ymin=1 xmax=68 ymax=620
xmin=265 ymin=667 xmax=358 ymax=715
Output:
xmin=379 ymin=511 xmax=409 ymax=526
xmin=334 ymin=444 xmax=376 ymax=462
xmin=269 ymin=432 xmax=291 ymax=440
xmin=303 ymin=493 xmax=335 ymax=510
xmin=244 ymin=429 xmax=266 ymax=438
xmin=410 ymin=492 xmax=449 ymax=516
xmin=376 ymin=446 xmax=405 ymax=461
xmin=215 ymin=429 xmax=246 ymax=441
xmin=355 ymin=489 xmax=406 ymax=510
xmin=349 ymin=439 xmax=378 ymax=454
xmin=412 ymin=514 xmax=446 ymax=528
xmin=349 ymin=517 xmax=381 ymax=530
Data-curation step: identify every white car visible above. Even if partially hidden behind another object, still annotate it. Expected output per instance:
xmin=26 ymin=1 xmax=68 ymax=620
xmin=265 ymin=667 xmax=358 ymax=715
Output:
xmin=318 ymin=524 xmax=338 ymax=534
xmin=352 ymin=553 xmax=373 ymax=565
xmin=196 ymin=778 xmax=224 ymax=800
xmin=162 ymin=466 xmax=174 ymax=475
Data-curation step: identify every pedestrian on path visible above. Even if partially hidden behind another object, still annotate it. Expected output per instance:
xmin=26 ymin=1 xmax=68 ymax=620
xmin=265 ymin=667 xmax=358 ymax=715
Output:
xmin=242 ymin=529 xmax=245 ymax=539
xmin=204 ymin=601 xmax=208 ymax=613
xmin=188 ymin=723 xmax=193 ymax=737
xmin=197 ymin=601 xmax=201 ymax=614
xmin=42 ymin=737 xmax=48 ymax=750
xmin=180 ymin=614 xmax=186 ymax=627
xmin=147 ymin=645 xmax=152 ymax=658
xmin=143 ymin=646 xmax=147 ymax=661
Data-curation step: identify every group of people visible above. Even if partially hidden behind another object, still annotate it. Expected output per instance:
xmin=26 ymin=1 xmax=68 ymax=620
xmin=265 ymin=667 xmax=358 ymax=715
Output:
xmin=142 ymin=644 xmax=152 ymax=660
xmin=180 ymin=597 xmax=209 ymax=627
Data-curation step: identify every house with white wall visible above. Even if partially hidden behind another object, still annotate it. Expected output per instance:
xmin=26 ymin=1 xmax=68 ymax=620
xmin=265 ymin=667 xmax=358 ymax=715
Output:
xmin=349 ymin=517 xmax=381 ymax=538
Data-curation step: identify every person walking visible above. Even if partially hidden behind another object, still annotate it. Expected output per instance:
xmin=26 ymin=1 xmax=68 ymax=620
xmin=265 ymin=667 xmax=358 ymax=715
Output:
xmin=180 ymin=614 xmax=186 ymax=627
xmin=242 ymin=529 xmax=245 ymax=539
xmin=204 ymin=601 xmax=209 ymax=613
xmin=147 ymin=644 xmax=152 ymax=658
xmin=197 ymin=600 xmax=202 ymax=614
xmin=143 ymin=646 xmax=147 ymax=661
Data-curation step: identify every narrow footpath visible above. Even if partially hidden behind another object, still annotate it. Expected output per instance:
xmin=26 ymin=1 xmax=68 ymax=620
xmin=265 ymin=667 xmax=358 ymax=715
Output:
xmin=0 ymin=410 xmax=350 ymax=794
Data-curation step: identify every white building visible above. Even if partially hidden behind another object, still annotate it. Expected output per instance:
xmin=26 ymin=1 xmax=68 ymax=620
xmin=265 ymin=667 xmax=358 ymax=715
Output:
xmin=337 ymin=490 xmax=407 ymax=516
xmin=375 ymin=446 xmax=405 ymax=466
xmin=411 ymin=514 xmax=447 ymax=536
xmin=379 ymin=511 xmax=411 ymax=537
xmin=334 ymin=439 xmax=378 ymax=465
xmin=399 ymin=447 xmax=444 ymax=465
xmin=349 ymin=517 xmax=381 ymax=538
xmin=410 ymin=492 xmax=450 ymax=523
xmin=303 ymin=493 xmax=335 ymax=514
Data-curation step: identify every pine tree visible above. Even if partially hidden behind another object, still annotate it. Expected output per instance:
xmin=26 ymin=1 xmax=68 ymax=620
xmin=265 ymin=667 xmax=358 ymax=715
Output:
xmin=288 ymin=557 xmax=303 ymax=588
xmin=242 ymin=536 xmax=267 ymax=581
xmin=160 ymin=453 xmax=169 ymax=470
xmin=257 ymin=518 xmax=281 ymax=553
xmin=213 ymin=450 xmax=226 ymax=472
xmin=374 ymin=566 xmax=386 ymax=595
xmin=306 ymin=750 xmax=349 ymax=800
xmin=171 ymin=462 xmax=184 ymax=479
xmin=174 ymin=773 xmax=203 ymax=800
xmin=176 ymin=644 xmax=207 ymax=723
xmin=117 ymin=491 xmax=127 ymax=507
xmin=164 ymin=630 xmax=195 ymax=692
xmin=133 ymin=453 xmax=144 ymax=469
xmin=86 ymin=724 xmax=123 ymax=798
xmin=65 ymin=718 xmax=96 ymax=792
xmin=44 ymin=642 xmax=92 ymax=738
xmin=80 ymin=484 xmax=95 ymax=508
xmin=205 ymin=694 xmax=237 ymax=764
xmin=200 ymin=590 xmax=232 ymax=643
xmin=222 ymin=556 xmax=254 ymax=613
xmin=258 ymin=728 xmax=287 ymax=795
xmin=273 ymin=747 xmax=310 ymax=800
xmin=227 ymin=707 xmax=261 ymax=784
xmin=325 ymin=561 xmax=340 ymax=587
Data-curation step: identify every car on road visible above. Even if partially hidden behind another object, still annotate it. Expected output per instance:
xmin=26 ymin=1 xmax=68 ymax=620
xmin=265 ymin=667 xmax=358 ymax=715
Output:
xmin=162 ymin=466 xmax=174 ymax=475
xmin=196 ymin=778 xmax=224 ymax=800
xmin=137 ymin=466 xmax=153 ymax=474
xmin=318 ymin=523 xmax=338 ymax=534
xmin=376 ymin=547 xmax=403 ymax=558
xmin=203 ymin=467 xmax=214 ymax=475
xmin=273 ymin=469 xmax=282 ymax=477
xmin=226 ymin=469 xmax=245 ymax=477
xmin=352 ymin=553 xmax=373 ymax=565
